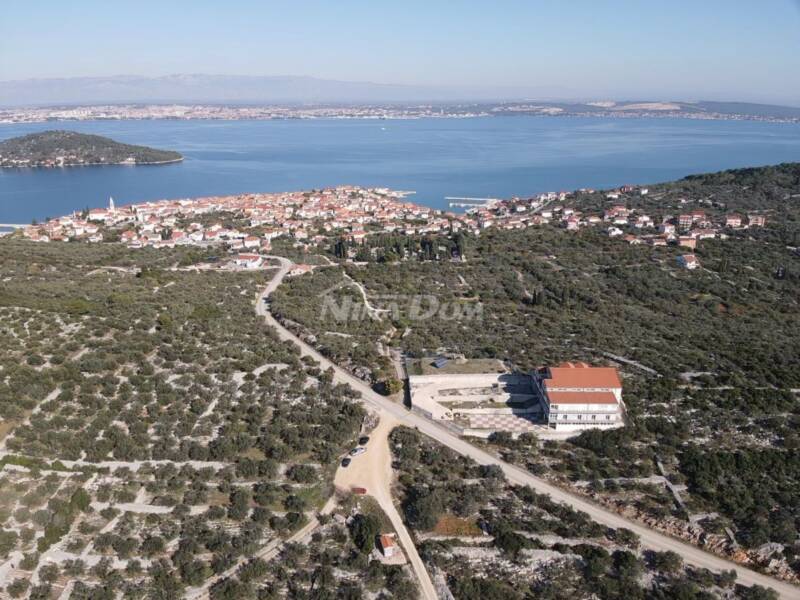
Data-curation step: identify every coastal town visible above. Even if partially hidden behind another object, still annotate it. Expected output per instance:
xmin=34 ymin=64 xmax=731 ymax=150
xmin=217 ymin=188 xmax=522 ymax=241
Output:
xmin=0 ymin=104 xmax=489 ymax=124
xmin=3 ymin=101 xmax=799 ymax=124
xmin=19 ymin=182 xmax=767 ymax=275
xmin=21 ymin=187 xmax=452 ymax=251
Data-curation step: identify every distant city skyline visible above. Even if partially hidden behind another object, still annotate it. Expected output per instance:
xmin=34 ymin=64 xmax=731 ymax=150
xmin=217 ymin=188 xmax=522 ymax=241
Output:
xmin=2 ymin=1 xmax=800 ymax=105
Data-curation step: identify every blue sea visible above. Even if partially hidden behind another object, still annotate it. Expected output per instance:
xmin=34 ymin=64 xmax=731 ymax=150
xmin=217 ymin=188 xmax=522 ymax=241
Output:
xmin=1 ymin=117 xmax=799 ymax=224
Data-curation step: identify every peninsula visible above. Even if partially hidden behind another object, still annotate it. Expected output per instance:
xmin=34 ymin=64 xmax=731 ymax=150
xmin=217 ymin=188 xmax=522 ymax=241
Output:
xmin=0 ymin=129 xmax=182 ymax=168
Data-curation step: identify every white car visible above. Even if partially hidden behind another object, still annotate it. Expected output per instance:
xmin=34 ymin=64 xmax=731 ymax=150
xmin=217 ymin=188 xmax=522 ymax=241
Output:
xmin=348 ymin=447 xmax=367 ymax=457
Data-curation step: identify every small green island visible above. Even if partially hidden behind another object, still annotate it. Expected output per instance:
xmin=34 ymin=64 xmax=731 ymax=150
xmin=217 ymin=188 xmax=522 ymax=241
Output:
xmin=0 ymin=130 xmax=183 ymax=168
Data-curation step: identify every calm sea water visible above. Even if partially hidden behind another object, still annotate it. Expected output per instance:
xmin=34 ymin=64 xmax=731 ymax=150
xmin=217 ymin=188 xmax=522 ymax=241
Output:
xmin=1 ymin=117 xmax=799 ymax=224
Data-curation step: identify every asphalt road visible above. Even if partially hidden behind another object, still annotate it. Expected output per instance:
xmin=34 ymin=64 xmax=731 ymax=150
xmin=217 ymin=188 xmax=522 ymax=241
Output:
xmin=258 ymin=256 xmax=800 ymax=599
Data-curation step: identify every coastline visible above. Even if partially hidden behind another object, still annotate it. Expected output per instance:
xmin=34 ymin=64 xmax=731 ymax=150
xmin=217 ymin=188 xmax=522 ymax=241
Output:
xmin=2 ymin=117 xmax=799 ymax=227
xmin=3 ymin=102 xmax=800 ymax=126
xmin=0 ymin=156 xmax=183 ymax=169
xmin=2 ymin=113 xmax=800 ymax=125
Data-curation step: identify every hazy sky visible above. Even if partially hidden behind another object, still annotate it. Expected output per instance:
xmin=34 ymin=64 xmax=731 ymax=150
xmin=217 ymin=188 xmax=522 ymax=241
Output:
xmin=2 ymin=0 xmax=800 ymax=103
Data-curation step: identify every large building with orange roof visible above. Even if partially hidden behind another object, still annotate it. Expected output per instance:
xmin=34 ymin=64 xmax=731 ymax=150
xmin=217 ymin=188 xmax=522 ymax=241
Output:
xmin=536 ymin=362 xmax=624 ymax=431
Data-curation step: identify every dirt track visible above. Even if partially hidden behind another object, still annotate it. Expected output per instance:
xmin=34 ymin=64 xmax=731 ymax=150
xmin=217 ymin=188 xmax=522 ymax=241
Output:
xmin=335 ymin=415 xmax=438 ymax=600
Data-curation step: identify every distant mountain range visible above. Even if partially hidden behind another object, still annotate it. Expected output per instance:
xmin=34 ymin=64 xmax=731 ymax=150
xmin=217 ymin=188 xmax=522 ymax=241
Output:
xmin=0 ymin=74 xmax=557 ymax=106
xmin=1 ymin=75 xmax=799 ymax=120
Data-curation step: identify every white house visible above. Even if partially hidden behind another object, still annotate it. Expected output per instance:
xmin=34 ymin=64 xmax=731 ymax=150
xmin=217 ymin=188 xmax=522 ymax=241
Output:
xmin=288 ymin=264 xmax=313 ymax=277
xmin=537 ymin=363 xmax=624 ymax=431
xmin=725 ymin=214 xmax=743 ymax=228
xmin=677 ymin=254 xmax=700 ymax=270
xmin=233 ymin=253 xmax=263 ymax=269
xmin=659 ymin=223 xmax=676 ymax=235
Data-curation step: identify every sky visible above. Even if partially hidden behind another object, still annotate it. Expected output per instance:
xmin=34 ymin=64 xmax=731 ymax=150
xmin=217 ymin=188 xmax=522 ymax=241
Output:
xmin=2 ymin=0 xmax=800 ymax=104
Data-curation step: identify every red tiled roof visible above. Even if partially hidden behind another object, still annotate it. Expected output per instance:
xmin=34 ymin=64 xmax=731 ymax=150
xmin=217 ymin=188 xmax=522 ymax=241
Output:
xmin=546 ymin=365 xmax=622 ymax=389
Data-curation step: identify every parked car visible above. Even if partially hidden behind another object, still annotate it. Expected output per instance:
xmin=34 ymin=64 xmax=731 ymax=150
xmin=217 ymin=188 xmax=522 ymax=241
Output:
xmin=349 ymin=447 xmax=367 ymax=457
xmin=358 ymin=436 xmax=370 ymax=445
xmin=341 ymin=458 xmax=351 ymax=467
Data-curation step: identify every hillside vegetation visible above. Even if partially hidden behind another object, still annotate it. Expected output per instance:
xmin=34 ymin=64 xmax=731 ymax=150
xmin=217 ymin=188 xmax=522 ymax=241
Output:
xmin=271 ymin=162 xmax=800 ymax=569
xmin=0 ymin=241 xmax=378 ymax=597
xmin=0 ymin=130 xmax=182 ymax=167
xmin=274 ymin=162 xmax=800 ymax=386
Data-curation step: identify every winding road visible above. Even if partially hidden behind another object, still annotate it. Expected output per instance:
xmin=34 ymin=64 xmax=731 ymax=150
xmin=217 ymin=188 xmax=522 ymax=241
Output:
xmin=258 ymin=256 xmax=800 ymax=599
